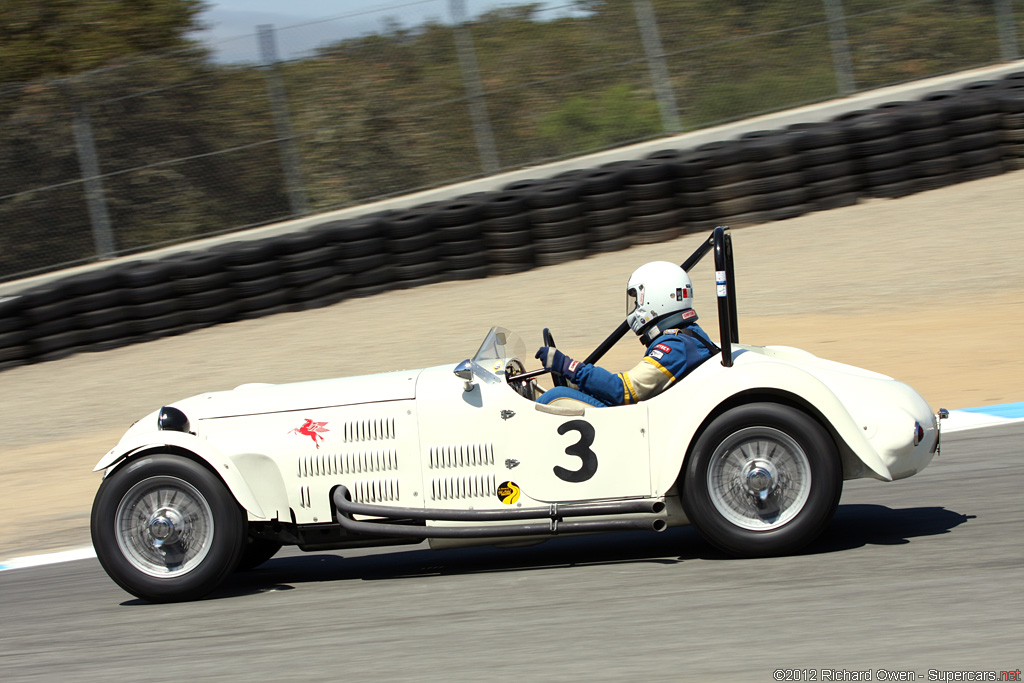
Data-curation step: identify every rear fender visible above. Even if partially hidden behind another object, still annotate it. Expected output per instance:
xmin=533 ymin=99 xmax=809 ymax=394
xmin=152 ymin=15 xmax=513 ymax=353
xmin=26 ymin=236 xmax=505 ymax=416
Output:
xmin=94 ymin=430 xmax=290 ymax=522
xmin=650 ymin=361 xmax=893 ymax=494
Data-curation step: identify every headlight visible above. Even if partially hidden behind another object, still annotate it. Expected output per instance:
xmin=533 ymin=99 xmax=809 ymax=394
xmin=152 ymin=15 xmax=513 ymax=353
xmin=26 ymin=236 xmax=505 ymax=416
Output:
xmin=157 ymin=406 xmax=191 ymax=433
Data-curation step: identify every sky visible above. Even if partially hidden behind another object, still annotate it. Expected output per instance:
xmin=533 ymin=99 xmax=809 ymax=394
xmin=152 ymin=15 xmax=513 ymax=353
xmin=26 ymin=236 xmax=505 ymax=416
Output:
xmin=193 ymin=0 xmax=575 ymax=62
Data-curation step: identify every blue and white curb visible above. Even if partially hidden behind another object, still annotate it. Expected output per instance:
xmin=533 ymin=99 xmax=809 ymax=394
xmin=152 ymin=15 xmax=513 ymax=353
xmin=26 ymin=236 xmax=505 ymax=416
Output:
xmin=944 ymin=401 xmax=1024 ymax=432
xmin=2 ymin=402 xmax=1022 ymax=574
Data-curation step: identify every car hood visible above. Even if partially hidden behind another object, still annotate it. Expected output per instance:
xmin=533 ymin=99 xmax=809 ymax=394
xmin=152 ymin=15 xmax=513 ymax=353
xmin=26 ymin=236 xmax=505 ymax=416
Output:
xmin=170 ymin=367 xmax=425 ymax=420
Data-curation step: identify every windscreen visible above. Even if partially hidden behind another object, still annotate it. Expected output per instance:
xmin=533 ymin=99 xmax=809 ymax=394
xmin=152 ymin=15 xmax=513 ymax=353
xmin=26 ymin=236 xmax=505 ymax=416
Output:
xmin=472 ymin=326 xmax=526 ymax=366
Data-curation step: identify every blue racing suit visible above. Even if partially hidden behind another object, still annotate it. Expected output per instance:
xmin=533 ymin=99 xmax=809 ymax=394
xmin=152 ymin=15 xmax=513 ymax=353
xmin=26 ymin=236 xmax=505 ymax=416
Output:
xmin=537 ymin=323 xmax=718 ymax=407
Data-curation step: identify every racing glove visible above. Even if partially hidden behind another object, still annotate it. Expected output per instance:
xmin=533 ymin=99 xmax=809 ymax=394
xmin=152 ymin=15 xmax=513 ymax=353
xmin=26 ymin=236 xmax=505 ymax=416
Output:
xmin=535 ymin=346 xmax=582 ymax=381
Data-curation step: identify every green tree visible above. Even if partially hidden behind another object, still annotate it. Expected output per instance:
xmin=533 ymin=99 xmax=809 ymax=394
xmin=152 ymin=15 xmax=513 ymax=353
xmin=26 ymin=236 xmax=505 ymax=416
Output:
xmin=0 ymin=0 xmax=207 ymax=84
xmin=538 ymin=84 xmax=663 ymax=156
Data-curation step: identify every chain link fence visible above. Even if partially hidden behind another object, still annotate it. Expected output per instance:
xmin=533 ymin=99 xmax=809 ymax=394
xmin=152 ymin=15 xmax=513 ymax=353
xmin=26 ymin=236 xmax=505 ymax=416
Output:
xmin=1 ymin=0 xmax=1022 ymax=281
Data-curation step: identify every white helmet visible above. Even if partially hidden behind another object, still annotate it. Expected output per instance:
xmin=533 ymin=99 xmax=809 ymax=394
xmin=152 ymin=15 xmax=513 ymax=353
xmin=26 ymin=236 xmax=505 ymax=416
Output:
xmin=625 ymin=261 xmax=696 ymax=338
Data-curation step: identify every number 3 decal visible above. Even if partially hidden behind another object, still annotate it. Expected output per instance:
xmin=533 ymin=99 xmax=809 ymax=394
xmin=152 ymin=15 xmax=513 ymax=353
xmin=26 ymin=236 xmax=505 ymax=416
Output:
xmin=554 ymin=420 xmax=598 ymax=483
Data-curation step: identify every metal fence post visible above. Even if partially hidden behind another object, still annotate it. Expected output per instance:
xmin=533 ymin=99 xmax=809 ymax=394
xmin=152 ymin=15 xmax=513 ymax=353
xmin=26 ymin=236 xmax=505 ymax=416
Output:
xmin=449 ymin=0 xmax=500 ymax=175
xmin=823 ymin=0 xmax=857 ymax=96
xmin=995 ymin=0 xmax=1021 ymax=61
xmin=59 ymin=79 xmax=116 ymax=260
xmin=632 ymin=0 xmax=682 ymax=134
xmin=258 ymin=24 xmax=310 ymax=217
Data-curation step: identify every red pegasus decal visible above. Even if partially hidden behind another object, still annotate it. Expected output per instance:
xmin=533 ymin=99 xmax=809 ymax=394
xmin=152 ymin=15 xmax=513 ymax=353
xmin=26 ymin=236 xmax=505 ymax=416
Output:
xmin=291 ymin=419 xmax=329 ymax=449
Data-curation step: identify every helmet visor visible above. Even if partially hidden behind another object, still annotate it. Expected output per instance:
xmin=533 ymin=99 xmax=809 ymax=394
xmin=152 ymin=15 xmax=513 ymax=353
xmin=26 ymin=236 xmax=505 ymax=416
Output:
xmin=626 ymin=287 xmax=637 ymax=316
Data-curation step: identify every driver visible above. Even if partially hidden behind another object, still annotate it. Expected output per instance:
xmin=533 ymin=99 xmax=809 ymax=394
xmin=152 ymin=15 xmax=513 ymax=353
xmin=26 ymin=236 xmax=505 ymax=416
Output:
xmin=535 ymin=261 xmax=718 ymax=407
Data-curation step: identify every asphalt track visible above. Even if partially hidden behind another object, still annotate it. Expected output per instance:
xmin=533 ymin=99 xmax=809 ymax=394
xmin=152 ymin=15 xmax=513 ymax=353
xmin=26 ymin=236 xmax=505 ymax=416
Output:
xmin=1 ymin=423 xmax=1020 ymax=682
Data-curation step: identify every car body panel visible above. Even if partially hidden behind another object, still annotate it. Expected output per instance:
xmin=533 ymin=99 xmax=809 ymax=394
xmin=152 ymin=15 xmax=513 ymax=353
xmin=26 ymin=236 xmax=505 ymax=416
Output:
xmin=94 ymin=331 xmax=937 ymax=535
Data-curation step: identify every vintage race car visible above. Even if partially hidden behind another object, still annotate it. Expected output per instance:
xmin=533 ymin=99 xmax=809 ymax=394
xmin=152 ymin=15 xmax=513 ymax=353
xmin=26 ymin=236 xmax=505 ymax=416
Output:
xmin=90 ymin=228 xmax=946 ymax=602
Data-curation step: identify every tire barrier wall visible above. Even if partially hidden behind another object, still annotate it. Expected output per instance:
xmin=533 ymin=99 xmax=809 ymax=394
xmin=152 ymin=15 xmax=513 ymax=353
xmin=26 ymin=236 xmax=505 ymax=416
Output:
xmin=1 ymin=73 xmax=1022 ymax=371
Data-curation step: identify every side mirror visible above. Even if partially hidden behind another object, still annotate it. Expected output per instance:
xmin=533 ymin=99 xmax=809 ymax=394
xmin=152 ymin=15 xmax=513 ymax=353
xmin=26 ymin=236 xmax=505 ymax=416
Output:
xmin=454 ymin=359 xmax=475 ymax=392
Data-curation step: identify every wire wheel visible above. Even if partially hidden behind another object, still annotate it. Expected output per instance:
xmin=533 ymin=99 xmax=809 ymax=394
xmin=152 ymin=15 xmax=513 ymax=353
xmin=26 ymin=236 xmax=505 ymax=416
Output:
xmin=682 ymin=403 xmax=842 ymax=557
xmin=115 ymin=476 xmax=215 ymax=578
xmin=706 ymin=426 xmax=812 ymax=531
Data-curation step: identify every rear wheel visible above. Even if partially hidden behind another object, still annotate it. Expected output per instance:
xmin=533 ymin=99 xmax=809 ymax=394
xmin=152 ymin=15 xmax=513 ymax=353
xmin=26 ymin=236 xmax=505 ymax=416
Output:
xmin=91 ymin=454 xmax=246 ymax=602
xmin=682 ymin=403 xmax=842 ymax=557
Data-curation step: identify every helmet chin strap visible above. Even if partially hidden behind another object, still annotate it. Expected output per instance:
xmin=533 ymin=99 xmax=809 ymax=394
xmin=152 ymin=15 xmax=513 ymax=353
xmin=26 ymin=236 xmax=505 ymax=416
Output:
xmin=639 ymin=310 xmax=699 ymax=345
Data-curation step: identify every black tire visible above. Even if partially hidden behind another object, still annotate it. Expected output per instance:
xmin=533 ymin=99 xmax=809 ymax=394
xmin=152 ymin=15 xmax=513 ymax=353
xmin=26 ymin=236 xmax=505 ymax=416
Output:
xmin=490 ymin=261 xmax=534 ymax=276
xmin=587 ymin=221 xmax=629 ymax=241
xmin=438 ymin=238 xmax=483 ymax=257
xmin=529 ymin=202 xmax=582 ymax=224
xmin=531 ymin=216 xmax=585 ymax=239
xmin=868 ymin=179 xmax=916 ymax=199
xmin=798 ymin=144 xmax=850 ymax=167
xmin=625 ymin=160 xmax=675 ymax=184
xmin=433 ymin=199 xmax=482 ymax=227
xmin=436 ymin=222 xmax=483 ymax=242
xmin=905 ymin=140 xmax=952 ymax=162
xmin=802 ymin=159 xmax=856 ymax=182
xmin=537 ymin=248 xmax=587 ymax=267
xmin=534 ymin=233 xmax=588 ymax=254
xmin=487 ymin=244 xmax=534 ymax=264
xmin=481 ymin=193 xmax=527 ymax=218
xmin=681 ymin=403 xmax=842 ymax=557
xmin=582 ymin=190 xmax=627 ymax=212
xmin=394 ymin=260 xmax=442 ymax=281
xmin=445 ymin=264 xmax=490 ymax=281
xmin=228 ymin=259 xmax=281 ymax=281
xmin=851 ymin=133 xmax=904 ymax=157
xmin=91 ymin=454 xmax=247 ymax=602
xmin=584 ymin=206 xmax=630 ymax=228
xmin=338 ymin=237 xmax=387 ymax=260
xmin=858 ymin=149 xmax=909 ymax=173
xmin=809 ymin=191 xmax=859 ymax=212
xmin=904 ymin=125 xmax=948 ymax=147
xmin=589 ymin=235 xmax=633 ymax=253
xmin=236 ymin=537 xmax=283 ymax=572
xmin=483 ymin=213 xmax=530 ymax=233
xmin=578 ymin=168 xmax=627 ymax=195
xmin=389 ymin=230 xmax=437 ymax=253
xmin=484 ymin=229 xmax=532 ymax=249
xmin=708 ymin=172 xmax=804 ymax=203
xmin=629 ymin=208 xmax=680 ymax=233
xmin=627 ymin=196 xmax=675 ymax=216
xmin=625 ymin=179 xmax=674 ymax=201
xmin=804 ymin=175 xmax=858 ymax=199
xmin=440 ymin=252 xmax=487 ymax=271
xmin=631 ymin=224 xmax=682 ymax=244
xmin=526 ymin=182 xmax=579 ymax=208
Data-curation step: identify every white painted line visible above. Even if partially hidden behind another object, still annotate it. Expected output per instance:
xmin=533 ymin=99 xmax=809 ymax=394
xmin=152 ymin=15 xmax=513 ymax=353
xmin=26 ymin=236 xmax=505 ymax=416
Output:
xmin=0 ymin=546 xmax=96 ymax=572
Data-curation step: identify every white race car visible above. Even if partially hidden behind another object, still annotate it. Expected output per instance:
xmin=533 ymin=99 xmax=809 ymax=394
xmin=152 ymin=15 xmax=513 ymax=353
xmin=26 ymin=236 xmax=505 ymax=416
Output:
xmin=90 ymin=228 xmax=945 ymax=602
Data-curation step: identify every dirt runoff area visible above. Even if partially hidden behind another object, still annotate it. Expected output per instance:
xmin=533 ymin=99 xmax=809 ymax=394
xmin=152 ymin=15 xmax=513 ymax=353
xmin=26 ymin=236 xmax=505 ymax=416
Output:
xmin=1 ymin=170 xmax=1022 ymax=562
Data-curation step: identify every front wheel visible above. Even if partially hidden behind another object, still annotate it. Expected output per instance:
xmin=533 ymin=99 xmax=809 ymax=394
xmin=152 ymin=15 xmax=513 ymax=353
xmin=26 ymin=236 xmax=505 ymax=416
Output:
xmin=91 ymin=453 xmax=246 ymax=602
xmin=682 ymin=403 xmax=842 ymax=557
xmin=236 ymin=537 xmax=283 ymax=572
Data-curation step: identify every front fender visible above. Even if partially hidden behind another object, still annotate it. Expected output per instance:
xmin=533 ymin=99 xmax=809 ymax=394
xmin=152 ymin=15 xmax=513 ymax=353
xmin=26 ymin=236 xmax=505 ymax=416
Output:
xmin=94 ymin=430 xmax=290 ymax=522
xmin=648 ymin=356 xmax=894 ymax=494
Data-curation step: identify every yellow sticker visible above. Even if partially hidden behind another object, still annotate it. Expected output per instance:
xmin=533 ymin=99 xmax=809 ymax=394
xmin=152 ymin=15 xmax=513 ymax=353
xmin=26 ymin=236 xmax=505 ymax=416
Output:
xmin=497 ymin=480 xmax=520 ymax=505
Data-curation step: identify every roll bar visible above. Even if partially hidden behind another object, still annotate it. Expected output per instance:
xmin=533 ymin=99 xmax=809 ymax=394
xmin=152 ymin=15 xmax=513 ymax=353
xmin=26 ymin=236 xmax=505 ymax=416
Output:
xmin=583 ymin=226 xmax=736 ymax=368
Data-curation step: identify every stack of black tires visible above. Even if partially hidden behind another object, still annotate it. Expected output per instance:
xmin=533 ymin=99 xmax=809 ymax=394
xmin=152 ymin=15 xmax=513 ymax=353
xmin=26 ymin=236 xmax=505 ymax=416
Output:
xmin=1 ymin=71 xmax=1022 ymax=371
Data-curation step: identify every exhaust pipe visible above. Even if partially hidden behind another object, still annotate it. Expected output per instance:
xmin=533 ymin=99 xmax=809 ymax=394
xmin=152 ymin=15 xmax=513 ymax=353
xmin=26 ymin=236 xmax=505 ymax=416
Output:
xmin=334 ymin=513 xmax=667 ymax=539
xmin=332 ymin=486 xmax=667 ymax=539
xmin=333 ymin=485 xmax=665 ymax=522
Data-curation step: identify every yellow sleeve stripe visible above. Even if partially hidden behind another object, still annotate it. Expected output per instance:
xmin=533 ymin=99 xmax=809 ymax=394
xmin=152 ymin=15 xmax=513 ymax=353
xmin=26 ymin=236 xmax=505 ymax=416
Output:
xmin=618 ymin=373 xmax=638 ymax=404
xmin=618 ymin=376 xmax=634 ymax=403
xmin=643 ymin=356 xmax=676 ymax=382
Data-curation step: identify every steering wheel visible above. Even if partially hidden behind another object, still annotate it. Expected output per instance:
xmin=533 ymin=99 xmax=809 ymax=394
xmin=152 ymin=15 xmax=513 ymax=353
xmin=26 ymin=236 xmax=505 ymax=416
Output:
xmin=543 ymin=327 xmax=568 ymax=388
